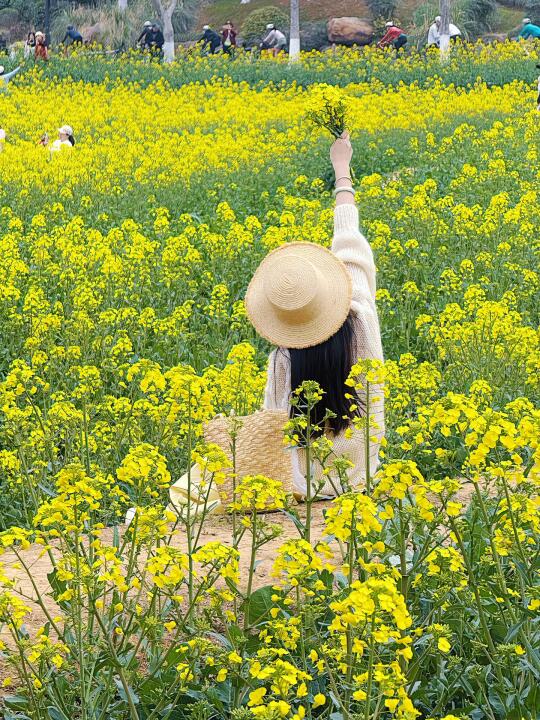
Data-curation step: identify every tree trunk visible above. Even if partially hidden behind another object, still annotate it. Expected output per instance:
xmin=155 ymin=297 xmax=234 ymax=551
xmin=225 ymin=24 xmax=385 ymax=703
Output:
xmin=118 ymin=0 xmax=128 ymax=11
xmin=439 ymin=0 xmax=450 ymax=60
xmin=289 ymin=0 xmax=300 ymax=61
xmin=162 ymin=7 xmax=175 ymax=62
xmin=151 ymin=0 xmax=178 ymax=63
xmin=44 ymin=0 xmax=51 ymax=43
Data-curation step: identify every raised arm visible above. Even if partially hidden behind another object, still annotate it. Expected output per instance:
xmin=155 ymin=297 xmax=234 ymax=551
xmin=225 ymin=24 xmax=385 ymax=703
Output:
xmin=2 ymin=66 xmax=21 ymax=83
xmin=329 ymin=134 xmax=377 ymax=303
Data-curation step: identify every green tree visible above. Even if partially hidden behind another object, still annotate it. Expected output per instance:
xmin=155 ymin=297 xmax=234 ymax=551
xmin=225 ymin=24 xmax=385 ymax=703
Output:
xmin=241 ymin=5 xmax=288 ymax=43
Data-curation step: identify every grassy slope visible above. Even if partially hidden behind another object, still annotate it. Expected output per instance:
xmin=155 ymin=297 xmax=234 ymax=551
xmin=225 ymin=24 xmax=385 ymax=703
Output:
xmin=199 ymin=0 xmax=371 ymax=28
xmin=198 ymin=0 xmax=524 ymax=34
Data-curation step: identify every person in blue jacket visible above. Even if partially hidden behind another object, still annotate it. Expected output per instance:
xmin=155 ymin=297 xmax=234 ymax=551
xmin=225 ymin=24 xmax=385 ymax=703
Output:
xmin=62 ymin=25 xmax=83 ymax=46
xmin=518 ymin=18 xmax=540 ymax=39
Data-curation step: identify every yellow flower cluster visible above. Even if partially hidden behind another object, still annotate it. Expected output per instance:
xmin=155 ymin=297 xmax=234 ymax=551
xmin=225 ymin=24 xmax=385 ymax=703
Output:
xmin=0 ymin=43 xmax=537 ymax=720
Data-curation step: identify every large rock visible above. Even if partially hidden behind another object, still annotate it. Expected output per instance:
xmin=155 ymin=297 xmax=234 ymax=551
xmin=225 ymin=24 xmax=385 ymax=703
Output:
xmin=327 ymin=17 xmax=373 ymax=46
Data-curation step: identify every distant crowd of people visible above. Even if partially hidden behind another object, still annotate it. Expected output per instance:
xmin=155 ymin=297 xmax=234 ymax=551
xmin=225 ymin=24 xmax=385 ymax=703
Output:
xmin=198 ymin=21 xmax=286 ymax=56
xmin=23 ymin=30 xmax=49 ymax=61
xmin=1 ymin=14 xmax=540 ymax=155
xmin=1 ymin=14 xmax=537 ymax=64
xmin=375 ymin=16 xmax=540 ymax=53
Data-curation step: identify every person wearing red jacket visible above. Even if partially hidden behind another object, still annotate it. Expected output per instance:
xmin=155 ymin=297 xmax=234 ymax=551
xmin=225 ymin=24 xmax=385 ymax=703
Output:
xmin=34 ymin=31 xmax=49 ymax=61
xmin=377 ymin=22 xmax=407 ymax=51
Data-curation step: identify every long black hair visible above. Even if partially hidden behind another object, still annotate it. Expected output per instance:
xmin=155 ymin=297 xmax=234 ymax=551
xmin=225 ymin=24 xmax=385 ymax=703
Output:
xmin=282 ymin=311 xmax=362 ymax=436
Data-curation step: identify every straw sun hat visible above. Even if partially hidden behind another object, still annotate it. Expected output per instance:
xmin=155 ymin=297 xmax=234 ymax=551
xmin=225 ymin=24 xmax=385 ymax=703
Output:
xmin=245 ymin=242 xmax=352 ymax=349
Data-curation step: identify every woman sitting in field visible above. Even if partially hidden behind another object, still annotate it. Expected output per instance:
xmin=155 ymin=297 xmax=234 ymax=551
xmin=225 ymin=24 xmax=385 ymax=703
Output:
xmin=169 ymin=134 xmax=384 ymax=513
xmin=245 ymin=133 xmax=384 ymax=498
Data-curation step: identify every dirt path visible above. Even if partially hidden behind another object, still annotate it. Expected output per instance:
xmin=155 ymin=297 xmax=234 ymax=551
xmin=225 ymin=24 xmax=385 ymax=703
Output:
xmin=0 ymin=503 xmax=333 ymax=674
xmin=1 ymin=482 xmax=479 ymax=687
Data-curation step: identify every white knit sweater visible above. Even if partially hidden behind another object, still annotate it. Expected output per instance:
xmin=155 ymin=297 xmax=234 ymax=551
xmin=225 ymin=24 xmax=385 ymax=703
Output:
xmin=263 ymin=204 xmax=385 ymax=497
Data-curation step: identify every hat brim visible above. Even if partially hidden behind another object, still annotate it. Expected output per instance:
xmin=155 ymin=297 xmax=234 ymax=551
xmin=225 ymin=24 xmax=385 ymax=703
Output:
xmin=245 ymin=242 xmax=352 ymax=349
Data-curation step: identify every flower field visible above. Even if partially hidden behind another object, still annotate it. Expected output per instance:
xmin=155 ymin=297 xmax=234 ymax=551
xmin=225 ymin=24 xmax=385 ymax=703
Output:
xmin=0 ymin=43 xmax=539 ymax=720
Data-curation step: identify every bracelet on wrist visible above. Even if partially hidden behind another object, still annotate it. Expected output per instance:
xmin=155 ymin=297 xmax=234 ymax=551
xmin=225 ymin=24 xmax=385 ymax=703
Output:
xmin=335 ymin=175 xmax=352 ymax=184
xmin=332 ymin=186 xmax=356 ymax=197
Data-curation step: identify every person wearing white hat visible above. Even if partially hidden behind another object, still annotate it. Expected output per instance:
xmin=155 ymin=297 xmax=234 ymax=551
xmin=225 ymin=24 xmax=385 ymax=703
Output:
xmin=244 ymin=133 xmax=385 ymax=498
xmin=137 ymin=20 xmax=153 ymax=50
xmin=200 ymin=24 xmax=221 ymax=54
xmin=428 ymin=16 xmax=462 ymax=48
xmin=377 ymin=21 xmax=407 ymax=51
xmin=519 ymin=18 xmax=540 ymax=39
xmin=261 ymin=23 xmax=287 ymax=55
xmin=50 ymin=125 xmax=75 ymax=152
xmin=34 ymin=31 xmax=49 ymax=61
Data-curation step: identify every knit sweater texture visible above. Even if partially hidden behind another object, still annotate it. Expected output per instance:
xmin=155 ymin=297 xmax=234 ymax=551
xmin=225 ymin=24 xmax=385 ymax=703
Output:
xmin=263 ymin=203 xmax=385 ymax=497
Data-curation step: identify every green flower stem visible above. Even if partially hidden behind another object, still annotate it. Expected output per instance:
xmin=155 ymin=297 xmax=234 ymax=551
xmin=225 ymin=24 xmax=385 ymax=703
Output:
xmin=471 ymin=480 xmax=540 ymax=673
xmin=398 ymin=499 xmax=409 ymax=675
xmin=305 ymin=400 xmax=313 ymax=544
xmin=9 ymin=621 xmax=41 ymax=716
xmin=244 ymin=509 xmax=258 ymax=630
xmin=13 ymin=548 xmax=65 ymax=640
xmin=448 ymin=516 xmax=505 ymax=686
xmin=364 ymin=617 xmax=376 ymax=720
xmin=91 ymin=602 xmax=141 ymax=720
xmin=365 ymin=383 xmax=371 ymax=495
xmin=82 ymin=398 xmax=91 ymax=475
xmin=186 ymin=383 xmax=194 ymax=605
xmin=73 ymin=509 xmax=88 ymax=720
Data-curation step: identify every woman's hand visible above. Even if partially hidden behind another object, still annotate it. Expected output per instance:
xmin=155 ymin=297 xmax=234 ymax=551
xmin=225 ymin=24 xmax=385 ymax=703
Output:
xmin=330 ymin=131 xmax=353 ymax=177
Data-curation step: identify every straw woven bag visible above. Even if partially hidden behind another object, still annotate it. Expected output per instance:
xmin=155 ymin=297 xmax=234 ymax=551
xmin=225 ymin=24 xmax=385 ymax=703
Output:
xmin=203 ymin=409 xmax=295 ymax=504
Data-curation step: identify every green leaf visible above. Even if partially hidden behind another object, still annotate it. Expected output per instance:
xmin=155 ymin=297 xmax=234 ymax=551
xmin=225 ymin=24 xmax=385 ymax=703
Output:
xmin=244 ymin=585 xmax=274 ymax=626
xmin=4 ymin=694 xmax=31 ymax=710
xmin=47 ymin=568 xmax=67 ymax=600
xmin=47 ymin=708 xmax=70 ymax=720
xmin=114 ymin=677 xmax=140 ymax=705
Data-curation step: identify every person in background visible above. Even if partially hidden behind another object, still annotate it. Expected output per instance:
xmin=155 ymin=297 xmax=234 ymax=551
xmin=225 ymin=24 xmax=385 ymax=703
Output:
xmin=146 ymin=23 xmax=164 ymax=56
xmin=201 ymin=25 xmax=221 ymax=54
xmin=536 ymin=64 xmax=540 ymax=111
xmin=261 ymin=23 xmax=287 ymax=56
xmin=449 ymin=21 xmax=462 ymax=42
xmin=34 ymin=31 xmax=48 ymax=61
xmin=50 ymin=125 xmax=75 ymax=152
xmin=0 ymin=128 xmax=5 ymax=151
xmin=377 ymin=21 xmax=407 ymax=51
xmin=24 ymin=31 xmax=36 ymax=58
xmin=427 ymin=18 xmax=439 ymax=47
xmin=137 ymin=21 xmax=152 ymax=50
xmin=519 ymin=18 xmax=540 ymax=40
xmin=221 ymin=20 xmax=236 ymax=56
xmin=62 ymin=25 xmax=83 ymax=47
xmin=428 ymin=16 xmax=462 ymax=47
